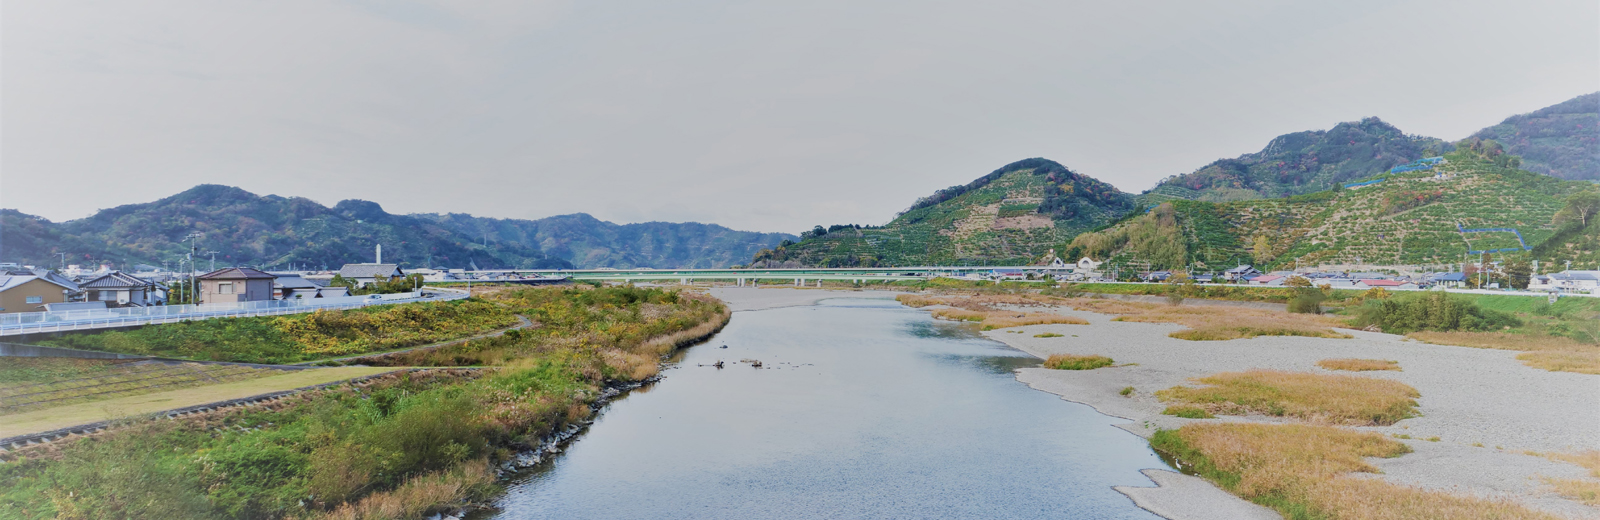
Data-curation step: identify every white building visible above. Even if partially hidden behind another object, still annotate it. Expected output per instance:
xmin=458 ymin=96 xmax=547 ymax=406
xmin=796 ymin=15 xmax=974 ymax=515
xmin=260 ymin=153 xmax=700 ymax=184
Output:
xmin=1531 ymin=270 xmax=1600 ymax=293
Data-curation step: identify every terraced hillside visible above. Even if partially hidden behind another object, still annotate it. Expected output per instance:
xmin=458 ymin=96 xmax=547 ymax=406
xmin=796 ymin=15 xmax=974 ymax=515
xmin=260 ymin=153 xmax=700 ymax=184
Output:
xmin=1081 ymin=152 xmax=1591 ymax=272
xmin=748 ymin=158 xmax=1134 ymax=267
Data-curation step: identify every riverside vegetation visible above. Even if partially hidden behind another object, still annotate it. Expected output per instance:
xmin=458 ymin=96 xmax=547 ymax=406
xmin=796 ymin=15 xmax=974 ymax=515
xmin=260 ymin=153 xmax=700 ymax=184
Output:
xmin=0 ymin=285 xmax=729 ymax=520
xmin=38 ymin=300 xmax=520 ymax=365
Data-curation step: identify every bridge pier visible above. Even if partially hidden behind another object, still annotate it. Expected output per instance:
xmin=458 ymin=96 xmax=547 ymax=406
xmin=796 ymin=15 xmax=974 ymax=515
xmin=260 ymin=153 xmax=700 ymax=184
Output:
xmin=816 ymin=279 xmax=822 ymax=288
xmin=795 ymin=278 xmax=801 ymax=287
xmin=681 ymin=277 xmax=688 ymax=285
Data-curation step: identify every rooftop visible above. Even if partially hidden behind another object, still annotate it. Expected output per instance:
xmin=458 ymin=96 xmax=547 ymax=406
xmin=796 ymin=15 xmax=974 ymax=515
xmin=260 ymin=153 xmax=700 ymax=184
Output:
xmin=199 ymin=267 xmax=276 ymax=280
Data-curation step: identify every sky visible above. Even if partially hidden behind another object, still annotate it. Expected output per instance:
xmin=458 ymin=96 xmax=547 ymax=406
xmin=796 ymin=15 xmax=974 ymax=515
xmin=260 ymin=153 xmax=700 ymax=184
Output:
xmin=3 ymin=0 xmax=1597 ymax=234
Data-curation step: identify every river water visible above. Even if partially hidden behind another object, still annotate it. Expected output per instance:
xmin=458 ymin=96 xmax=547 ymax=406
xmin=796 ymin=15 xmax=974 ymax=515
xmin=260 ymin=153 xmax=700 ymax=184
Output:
xmin=480 ymin=297 xmax=1165 ymax=519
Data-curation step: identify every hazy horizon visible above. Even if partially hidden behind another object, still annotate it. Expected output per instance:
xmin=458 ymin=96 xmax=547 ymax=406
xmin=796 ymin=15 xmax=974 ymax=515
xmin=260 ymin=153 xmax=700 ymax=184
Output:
xmin=4 ymin=0 xmax=1597 ymax=233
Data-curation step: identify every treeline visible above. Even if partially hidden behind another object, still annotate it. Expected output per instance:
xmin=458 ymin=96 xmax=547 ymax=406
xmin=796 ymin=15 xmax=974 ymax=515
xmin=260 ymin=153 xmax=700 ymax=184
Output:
xmin=1063 ymin=203 xmax=1188 ymax=270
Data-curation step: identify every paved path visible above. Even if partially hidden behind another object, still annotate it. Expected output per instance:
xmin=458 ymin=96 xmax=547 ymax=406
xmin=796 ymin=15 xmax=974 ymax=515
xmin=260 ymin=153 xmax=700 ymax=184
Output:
xmin=0 ymin=366 xmax=397 ymax=439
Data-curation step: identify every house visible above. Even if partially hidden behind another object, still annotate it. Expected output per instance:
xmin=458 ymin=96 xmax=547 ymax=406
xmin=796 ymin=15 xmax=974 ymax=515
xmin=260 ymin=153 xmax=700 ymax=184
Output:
xmin=272 ymin=275 xmax=326 ymax=300
xmin=0 ymin=274 xmax=78 ymax=313
xmin=79 ymin=271 xmax=163 ymax=306
xmin=1145 ymin=271 xmax=1173 ymax=282
xmin=1248 ymin=275 xmax=1285 ymax=286
xmin=1224 ymin=265 xmax=1262 ymax=282
xmin=198 ymin=267 xmax=276 ymax=303
xmin=337 ymin=263 xmax=405 ymax=288
xmin=1358 ymin=279 xmax=1419 ymax=290
xmin=1431 ymin=272 xmax=1469 ymax=288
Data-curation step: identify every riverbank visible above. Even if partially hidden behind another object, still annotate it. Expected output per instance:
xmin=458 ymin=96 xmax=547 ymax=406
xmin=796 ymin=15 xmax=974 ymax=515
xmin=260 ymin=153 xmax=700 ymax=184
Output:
xmin=981 ymin=302 xmax=1599 ymax=519
xmin=0 ymin=286 xmax=731 ymax=520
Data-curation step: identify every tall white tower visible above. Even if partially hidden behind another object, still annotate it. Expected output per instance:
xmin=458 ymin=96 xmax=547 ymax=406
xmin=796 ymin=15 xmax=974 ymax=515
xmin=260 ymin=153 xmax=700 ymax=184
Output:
xmin=376 ymin=244 xmax=383 ymax=264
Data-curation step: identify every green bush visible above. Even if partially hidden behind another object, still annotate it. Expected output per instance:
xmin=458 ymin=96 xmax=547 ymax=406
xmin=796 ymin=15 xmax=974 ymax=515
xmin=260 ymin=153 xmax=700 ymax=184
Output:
xmin=1356 ymin=292 xmax=1521 ymax=334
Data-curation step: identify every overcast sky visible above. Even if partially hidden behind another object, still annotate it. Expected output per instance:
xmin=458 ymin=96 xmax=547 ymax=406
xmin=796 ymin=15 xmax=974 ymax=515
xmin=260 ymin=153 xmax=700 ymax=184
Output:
xmin=3 ymin=1 xmax=1596 ymax=233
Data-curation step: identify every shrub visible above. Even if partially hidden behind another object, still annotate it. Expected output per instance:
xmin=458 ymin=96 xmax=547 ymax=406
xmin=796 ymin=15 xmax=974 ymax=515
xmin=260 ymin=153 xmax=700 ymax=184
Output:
xmin=1119 ymin=386 xmax=1135 ymax=396
xmin=1356 ymin=292 xmax=1521 ymax=334
xmin=1034 ymin=332 xmax=1064 ymax=338
xmin=1043 ymin=354 xmax=1113 ymax=370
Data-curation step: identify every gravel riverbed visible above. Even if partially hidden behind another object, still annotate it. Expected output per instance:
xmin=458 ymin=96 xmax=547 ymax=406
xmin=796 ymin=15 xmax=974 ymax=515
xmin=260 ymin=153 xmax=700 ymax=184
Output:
xmin=993 ymin=305 xmax=1599 ymax=520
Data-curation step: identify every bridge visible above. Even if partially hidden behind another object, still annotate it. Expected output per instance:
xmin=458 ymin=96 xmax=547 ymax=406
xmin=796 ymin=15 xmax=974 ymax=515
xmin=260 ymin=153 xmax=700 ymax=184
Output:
xmin=461 ymin=266 xmax=1077 ymax=286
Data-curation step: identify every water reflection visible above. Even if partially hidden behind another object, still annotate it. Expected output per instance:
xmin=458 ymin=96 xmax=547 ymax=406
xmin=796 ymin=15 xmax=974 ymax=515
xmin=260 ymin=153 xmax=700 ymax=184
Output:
xmin=479 ymin=297 xmax=1162 ymax=520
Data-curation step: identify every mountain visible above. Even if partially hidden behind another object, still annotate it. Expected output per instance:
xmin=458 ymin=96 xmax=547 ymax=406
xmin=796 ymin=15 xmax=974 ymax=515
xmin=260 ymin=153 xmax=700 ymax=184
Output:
xmin=1071 ymin=149 xmax=1597 ymax=272
xmin=748 ymin=158 xmax=1135 ymax=267
xmin=1144 ymin=117 xmax=1449 ymax=203
xmin=1469 ymin=92 xmax=1599 ymax=180
xmin=413 ymin=212 xmax=795 ymax=269
xmin=0 ymin=185 xmax=793 ymax=270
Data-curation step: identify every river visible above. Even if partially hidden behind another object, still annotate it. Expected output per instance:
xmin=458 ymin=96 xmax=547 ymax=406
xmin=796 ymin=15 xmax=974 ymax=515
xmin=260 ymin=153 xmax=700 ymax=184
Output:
xmin=477 ymin=297 xmax=1166 ymax=519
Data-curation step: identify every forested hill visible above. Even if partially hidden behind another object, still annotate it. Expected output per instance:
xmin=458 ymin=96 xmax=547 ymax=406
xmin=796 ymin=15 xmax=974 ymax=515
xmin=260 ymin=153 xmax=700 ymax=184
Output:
xmin=1145 ymin=117 xmax=1448 ymax=203
xmin=1069 ymin=150 xmax=1599 ymax=274
xmin=413 ymin=212 xmax=796 ymax=269
xmin=747 ymin=158 xmax=1135 ymax=267
xmin=1469 ymin=92 xmax=1599 ymax=180
xmin=0 ymin=185 xmax=794 ymax=270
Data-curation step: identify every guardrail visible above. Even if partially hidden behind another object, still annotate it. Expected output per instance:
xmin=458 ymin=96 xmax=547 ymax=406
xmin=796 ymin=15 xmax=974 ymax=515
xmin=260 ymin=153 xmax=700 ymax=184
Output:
xmin=0 ymin=289 xmax=468 ymax=336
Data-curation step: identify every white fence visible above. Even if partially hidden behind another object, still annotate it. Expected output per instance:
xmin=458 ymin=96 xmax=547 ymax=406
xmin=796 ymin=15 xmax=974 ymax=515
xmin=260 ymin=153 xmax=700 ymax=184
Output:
xmin=0 ymin=288 xmax=469 ymax=336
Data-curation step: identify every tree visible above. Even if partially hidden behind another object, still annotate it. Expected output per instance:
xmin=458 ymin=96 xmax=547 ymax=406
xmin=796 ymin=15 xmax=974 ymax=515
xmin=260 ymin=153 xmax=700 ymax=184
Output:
xmin=1251 ymin=234 xmax=1275 ymax=265
xmin=1165 ymin=272 xmax=1191 ymax=306
xmin=1555 ymin=191 xmax=1600 ymax=228
xmin=1503 ymin=259 xmax=1531 ymax=290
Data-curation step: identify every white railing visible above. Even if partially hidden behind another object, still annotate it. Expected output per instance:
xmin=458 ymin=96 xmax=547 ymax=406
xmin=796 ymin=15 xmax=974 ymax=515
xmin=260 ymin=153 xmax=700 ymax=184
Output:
xmin=0 ymin=289 xmax=468 ymax=336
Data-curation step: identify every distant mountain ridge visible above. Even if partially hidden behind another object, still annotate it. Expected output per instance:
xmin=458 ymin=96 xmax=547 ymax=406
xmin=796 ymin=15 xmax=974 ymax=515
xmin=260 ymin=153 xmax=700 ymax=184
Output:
xmin=1470 ymin=92 xmax=1599 ymax=180
xmin=414 ymin=212 xmax=796 ymax=269
xmin=1145 ymin=117 xmax=1449 ymax=202
xmin=0 ymin=185 xmax=795 ymax=270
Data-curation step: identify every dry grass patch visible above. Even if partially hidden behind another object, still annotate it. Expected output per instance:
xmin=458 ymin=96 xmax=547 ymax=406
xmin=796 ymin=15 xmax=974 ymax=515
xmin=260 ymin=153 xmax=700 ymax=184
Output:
xmin=1154 ymin=423 xmax=1559 ymax=520
xmin=1317 ymin=358 xmax=1400 ymax=372
xmin=1162 ymin=405 xmax=1214 ymax=419
xmin=1543 ymin=450 xmax=1600 ymax=505
xmin=927 ymin=307 xmax=1087 ymax=330
xmin=1408 ymin=331 xmax=1600 ymax=374
xmin=1065 ymin=298 xmax=1351 ymax=341
xmin=1043 ymin=354 xmax=1113 ymax=370
xmin=1517 ymin=350 xmax=1600 ymax=375
xmin=1155 ymin=370 xmax=1419 ymax=426
xmin=895 ymin=294 xmax=946 ymax=308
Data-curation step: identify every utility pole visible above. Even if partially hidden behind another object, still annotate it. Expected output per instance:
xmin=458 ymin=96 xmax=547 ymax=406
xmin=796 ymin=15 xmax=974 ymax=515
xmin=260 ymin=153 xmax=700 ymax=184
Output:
xmin=183 ymin=233 xmax=203 ymax=304
xmin=204 ymin=251 xmax=221 ymax=272
xmin=57 ymin=252 xmax=67 ymax=272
